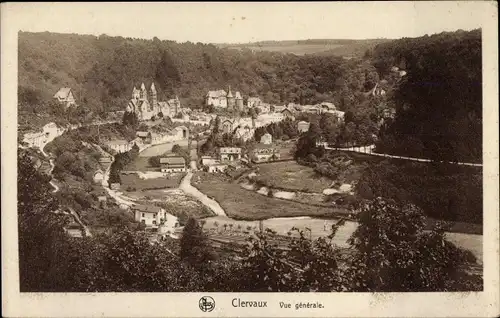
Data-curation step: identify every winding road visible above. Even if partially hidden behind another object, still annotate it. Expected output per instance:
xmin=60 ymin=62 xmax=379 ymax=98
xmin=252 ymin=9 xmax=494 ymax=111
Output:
xmin=38 ymin=141 xmax=91 ymax=237
xmin=179 ymin=171 xmax=227 ymax=216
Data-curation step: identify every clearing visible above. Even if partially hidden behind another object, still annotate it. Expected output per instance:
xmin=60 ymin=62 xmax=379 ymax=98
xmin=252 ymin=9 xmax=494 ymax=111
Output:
xmin=192 ymin=172 xmax=350 ymax=220
xmin=252 ymin=161 xmax=333 ymax=193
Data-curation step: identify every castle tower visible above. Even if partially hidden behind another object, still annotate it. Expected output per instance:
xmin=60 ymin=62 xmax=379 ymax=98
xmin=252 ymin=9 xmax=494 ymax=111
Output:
xmin=235 ymin=91 xmax=244 ymax=112
xmin=140 ymin=83 xmax=147 ymax=101
xmin=227 ymin=86 xmax=235 ymax=110
xmin=132 ymin=86 xmax=140 ymax=101
xmin=150 ymin=82 xmax=158 ymax=112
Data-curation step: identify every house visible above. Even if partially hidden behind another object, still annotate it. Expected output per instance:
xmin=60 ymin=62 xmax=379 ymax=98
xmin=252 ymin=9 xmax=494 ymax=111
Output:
xmin=173 ymin=126 xmax=189 ymax=139
xmin=22 ymin=122 xmax=64 ymax=149
xmin=256 ymin=103 xmax=271 ymax=114
xmin=274 ymin=105 xmax=286 ymax=113
xmin=221 ymin=119 xmax=234 ymax=134
xmin=64 ymin=217 xmax=84 ymax=238
xmin=251 ymin=146 xmax=281 ymax=163
xmin=297 ymin=121 xmax=310 ymax=133
xmin=22 ymin=131 xmax=45 ymax=149
xmin=106 ymin=140 xmax=131 ymax=153
xmin=133 ymin=204 xmax=167 ymax=228
xmin=206 ymin=89 xmax=228 ymax=108
xmin=247 ymin=97 xmax=262 ymax=108
xmin=110 ymin=183 xmax=121 ymax=190
xmin=201 ymin=156 xmax=217 ymax=166
xmin=260 ymin=133 xmax=272 ymax=145
xmin=201 ymin=156 xmax=228 ymax=173
xmin=281 ymin=108 xmax=295 ymax=121
xmin=234 ymin=125 xmax=254 ymax=141
xmin=98 ymin=155 xmax=113 ymax=164
xmin=53 ymin=87 xmax=76 ymax=107
xmin=159 ymin=156 xmax=187 ymax=173
xmin=368 ymin=83 xmax=386 ymax=97
xmin=300 ymin=104 xmax=322 ymax=114
xmin=205 ymin=161 xmax=228 ymax=173
xmin=218 ymin=147 xmax=241 ymax=161
xmin=331 ymin=110 xmax=345 ymax=123
xmin=136 ymin=131 xmax=152 ymax=144
xmin=93 ymin=169 xmax=104 ymax=184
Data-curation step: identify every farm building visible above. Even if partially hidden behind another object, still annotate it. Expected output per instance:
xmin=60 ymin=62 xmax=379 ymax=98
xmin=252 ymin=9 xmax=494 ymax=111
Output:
xmin=132 ymin=204 xmax=167 ymax=228
xmin=218 ymin=147 xmax=242 ymax=161
xmin=159 ymin=156 xmax=187 ymax=173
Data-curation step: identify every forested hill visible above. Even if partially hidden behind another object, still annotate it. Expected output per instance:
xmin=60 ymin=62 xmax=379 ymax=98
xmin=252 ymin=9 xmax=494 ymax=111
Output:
xmin=19 ymin=30 xmax=482 ymax=162
xmin=372 ymin=29 xmax=482 ymax=163
xmin=18 ymin=31 xmax=383 ymax=114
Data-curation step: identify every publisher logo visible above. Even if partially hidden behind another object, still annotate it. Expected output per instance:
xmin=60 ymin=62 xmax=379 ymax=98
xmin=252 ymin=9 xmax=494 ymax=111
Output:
xmin=199 ymin=296 xmax=215 ymax=312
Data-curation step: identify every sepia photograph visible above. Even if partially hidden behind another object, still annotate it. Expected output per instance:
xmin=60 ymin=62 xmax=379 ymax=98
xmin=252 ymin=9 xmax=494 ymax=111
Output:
xmin=2 ymin=2 xmax=499 ymax=317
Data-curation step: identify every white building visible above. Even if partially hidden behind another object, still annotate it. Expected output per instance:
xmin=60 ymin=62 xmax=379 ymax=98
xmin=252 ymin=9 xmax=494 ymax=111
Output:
xmin=105 ymin=140 xmax=132 ymax=153
xmin=22 ymin=122 xmax=65 ymax=149
xmin=206 ymin=90 xmax=228 ymax=108
xmin=260 ymin=133 xmax=272 ymax=145
xmin=160 ymin=156 xmax=187 ymax=173
xmin=297 ymin=121 xmax=310 ymax=133
xmin=252 ymin=147 xmax=281 ymax=163
xmin=53 ymin=87 xmax=76 ymax=108
xmin=93 ymin=169 xmax=104 ymax=184
xmin=218 ymin=147 xmax=242 ymax=161
xmin=247 ymin=97 xmax=262 ymax=108
xmin=133 ymin=204 xmax=167 ymax=228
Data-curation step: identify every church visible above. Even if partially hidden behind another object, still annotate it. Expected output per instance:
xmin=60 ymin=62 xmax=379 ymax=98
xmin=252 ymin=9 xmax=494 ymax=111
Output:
xmin=125 ymin=82 xmax=181 ymax=121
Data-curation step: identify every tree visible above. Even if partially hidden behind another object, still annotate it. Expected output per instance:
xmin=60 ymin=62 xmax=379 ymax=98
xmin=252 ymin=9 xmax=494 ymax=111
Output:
xmin=346 ymin=197 xmax=479 ymax=292
xmin=180 ymin=218 xmax=216 ymax=268
xmin=155 ymin=49 xmax=181 ymax=95
xmin=18 ymin=151 xmax=73 ymax=291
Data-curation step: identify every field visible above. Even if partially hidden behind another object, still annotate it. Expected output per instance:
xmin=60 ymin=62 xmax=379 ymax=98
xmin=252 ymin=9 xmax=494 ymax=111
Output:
xmin=216 ymin=39 xmax=392 ymax=57
xmin=120 ymin=172 xmax=185 ymax=191
xmin=123 ymin=156 xmax=157 ymax=171
xmin=193 ymin=172 xmax=350 ymax=220
xmin=253 ymin=161 xmax=333 ymax=193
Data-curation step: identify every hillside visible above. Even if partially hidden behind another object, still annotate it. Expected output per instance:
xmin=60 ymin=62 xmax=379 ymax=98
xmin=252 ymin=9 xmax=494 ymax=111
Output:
xmin=372 ymin=29 xmax=482 ymax=162
xmin=216 ymin=39 xmax=393 ymax=57
xmin=18 ymin=32 xmax=383 ymax=115
xmin=18 ymin=30 xmax=482 ymax=162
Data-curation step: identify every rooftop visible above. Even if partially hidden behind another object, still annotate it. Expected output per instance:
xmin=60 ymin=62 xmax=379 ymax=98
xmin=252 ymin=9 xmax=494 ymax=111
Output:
xmin=53 ymin=87 xmax=72 ymax=99
xmin=159 ymin=156 xmax=186 ymax=165
xmin=133 ymin=204 xmax=163 ymax=214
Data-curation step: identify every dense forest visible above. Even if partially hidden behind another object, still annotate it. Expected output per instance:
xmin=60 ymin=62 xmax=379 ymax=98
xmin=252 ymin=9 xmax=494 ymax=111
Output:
xmin=373 ymin=30 xmax=482 ymax=162
xmin=19 ymin=29 xmax=482 ymax=161
xmin=18 ymin=31 xmax=382 ymax=114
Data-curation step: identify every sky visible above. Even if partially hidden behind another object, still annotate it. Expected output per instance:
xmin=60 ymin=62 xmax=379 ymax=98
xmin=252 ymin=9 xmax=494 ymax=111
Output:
xmin=5 ymin=2 xmax=492 ymax=43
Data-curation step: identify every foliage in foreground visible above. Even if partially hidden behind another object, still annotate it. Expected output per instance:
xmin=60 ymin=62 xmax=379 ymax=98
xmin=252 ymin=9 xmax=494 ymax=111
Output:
xmin=18 ymin=151 xmax=481 ymax=292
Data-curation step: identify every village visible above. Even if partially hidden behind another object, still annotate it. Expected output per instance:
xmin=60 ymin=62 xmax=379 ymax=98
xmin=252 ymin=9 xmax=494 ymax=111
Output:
xmin=11 ymin=9 xmax=489 ymax=297
xmin=18 ymin=76 xmax=482 ymax=273
xmin=20 ymin=81 xmax=360 ymax=238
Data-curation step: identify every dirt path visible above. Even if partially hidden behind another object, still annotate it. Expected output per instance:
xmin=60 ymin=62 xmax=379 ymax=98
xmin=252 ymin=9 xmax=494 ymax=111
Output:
xmin=179 ymin=172 xmax=227 ymax=216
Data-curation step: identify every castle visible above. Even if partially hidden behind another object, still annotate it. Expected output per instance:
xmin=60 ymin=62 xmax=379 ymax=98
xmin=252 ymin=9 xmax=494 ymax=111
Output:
xmin=206 ymin=86 xmax=244 ymax=112
xmin=125 ymin=82 xmax=181 ymax=121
